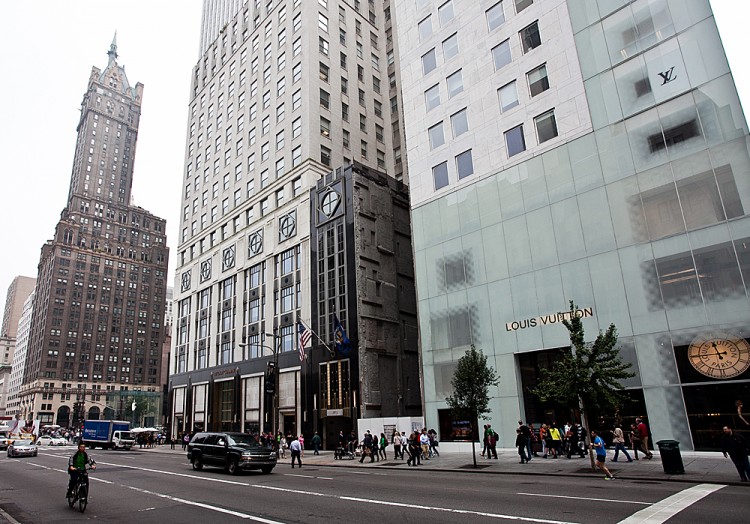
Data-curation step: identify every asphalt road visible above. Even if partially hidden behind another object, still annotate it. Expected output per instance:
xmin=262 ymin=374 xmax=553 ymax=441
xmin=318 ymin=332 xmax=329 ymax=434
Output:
xmin=0 ymin=446 xmax=747 ymax=523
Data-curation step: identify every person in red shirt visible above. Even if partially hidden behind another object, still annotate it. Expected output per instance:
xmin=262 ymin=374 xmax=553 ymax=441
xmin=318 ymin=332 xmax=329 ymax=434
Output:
xmin=635 ymin=418 xmax=653 ymax=459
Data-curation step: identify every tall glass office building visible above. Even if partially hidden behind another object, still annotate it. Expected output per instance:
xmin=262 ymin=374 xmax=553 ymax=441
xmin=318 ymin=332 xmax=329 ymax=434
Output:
xmin=394 ymin=0 xmax=750 ymax=450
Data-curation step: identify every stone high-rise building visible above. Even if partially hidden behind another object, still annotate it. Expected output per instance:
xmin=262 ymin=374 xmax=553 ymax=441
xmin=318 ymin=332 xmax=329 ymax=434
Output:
xmin=19 ymin=37 xmax=169 ymax=428
xmin=169 ymin=0 xmax=420 ymax=445
xmin=1 ymin=276 xmax=36 ymax=339
xmin=0 ymin=277 xmax=36 ymax=417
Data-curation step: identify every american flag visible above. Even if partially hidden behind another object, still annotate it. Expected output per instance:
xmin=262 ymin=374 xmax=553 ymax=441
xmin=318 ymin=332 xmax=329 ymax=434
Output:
xmin=297 ymin=321 xmax=311 ymax=361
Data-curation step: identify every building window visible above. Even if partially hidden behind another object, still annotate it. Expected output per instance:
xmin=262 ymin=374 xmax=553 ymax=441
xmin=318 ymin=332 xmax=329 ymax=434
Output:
xmin=505 ymin=124 xmax=526 ymax=157
xmin=425 ymin=84 xmax=440 ymax=111
xmin=320 ymin=89 xmax=330 ymax=109
xmin=527 ymin=64 xmax=549 ymax=96
xmin=456 ymin=150 xmax=474 ymax=179
xmin=492 ymin=39 xmax=511 ymax=70
xmin=535 ymin=110 xmax=558 ymax=143
xmin=319 ymin=37 xmax=329 ymax=56
xmin=520 ymin=21 xmax=541 ymax=53
xmin=451 ymin=108 xmax=469 ymax=137
xmin=432 ymin=161 xmax=449 ymax=190
xmin=498 ymin=81 xmax=519 ymax=112
xmin=418 ymin=15 xmax=432 ymax=42
xmin=515 ymin=0 xmax=533 ymax=13
xmin=487 ymin=1 xmax=505 ymax=30
xmin=422 ymin=48 xmax=437 ymax=75
xmin=319 ymin=62 xmax=330 ymax=82
xmin=446 ymin=70 xmax=464 ymax=98
xmin=360 ymin=140 xmax=368 ymax=159
xmin=428 ymin=122 xmax=445 ymax=149
xmin=281 ymin=286 xmax=294 ymax=313
xmin=442 ymin=33 xmax=459 ymax=60
xmin=320 ymin=117 xmax=331 ymax=137
xmin=318 ymin=12 xmax=328 ymax=32
xmin=321 ymin=146 xmax=331 ymax=166
xmin=438 ymin=1 xmax=455 ymax=25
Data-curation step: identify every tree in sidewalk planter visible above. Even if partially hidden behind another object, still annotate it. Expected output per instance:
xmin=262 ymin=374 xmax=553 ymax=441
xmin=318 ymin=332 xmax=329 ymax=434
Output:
xmin=532 ymin=301 xmax=635 ymax=472
xmin=445 ymin=344 xmax=500 ymax=468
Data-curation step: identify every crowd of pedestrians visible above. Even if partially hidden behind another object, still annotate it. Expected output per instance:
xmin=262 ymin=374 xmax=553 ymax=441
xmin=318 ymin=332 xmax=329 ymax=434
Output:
xmin=504 ymin=417 xmax=659 ymax=480
xmin=352 ymin=427 xmax=438 ymax=466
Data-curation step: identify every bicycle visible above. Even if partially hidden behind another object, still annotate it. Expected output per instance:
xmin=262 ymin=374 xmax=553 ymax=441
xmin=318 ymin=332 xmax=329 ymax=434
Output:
xmin=67 ymin=465 xmax=94 ymax=513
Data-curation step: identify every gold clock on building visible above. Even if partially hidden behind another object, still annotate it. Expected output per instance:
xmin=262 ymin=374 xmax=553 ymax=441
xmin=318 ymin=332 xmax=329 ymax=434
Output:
xmin=688 ymin=331 xmax=750 ymax=379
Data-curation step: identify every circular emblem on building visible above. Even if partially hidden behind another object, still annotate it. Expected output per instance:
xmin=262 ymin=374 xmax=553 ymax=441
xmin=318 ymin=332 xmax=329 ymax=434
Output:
xmin=180 ymin=271 xmax=191 ymax=292
xmin=248 ymin=231 xmax=263 ymax=256
xmin=688 ymin=331 xmax=750 ymax=379
xmin=321 ymin=189 xmax=341 ymax=218
xmin=279 ymin=213 xmax=296 ymax=240
xmin=222 ymin=246 xmax=236 ymax=270
xmin=200 ymin=260 xmax=212 ymax=282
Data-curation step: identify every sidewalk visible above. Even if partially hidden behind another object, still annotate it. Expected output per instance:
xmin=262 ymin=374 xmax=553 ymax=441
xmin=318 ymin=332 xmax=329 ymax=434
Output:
xmin=140 ymin=445 xmax=748 ymax=486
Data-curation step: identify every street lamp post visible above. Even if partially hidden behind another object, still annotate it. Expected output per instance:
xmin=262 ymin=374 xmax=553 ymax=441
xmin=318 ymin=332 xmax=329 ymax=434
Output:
xmin=264 ymin=331 xmax=280 ymax=438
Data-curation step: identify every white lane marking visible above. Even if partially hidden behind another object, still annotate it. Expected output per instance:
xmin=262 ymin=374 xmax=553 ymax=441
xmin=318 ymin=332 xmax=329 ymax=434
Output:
xmin=25 ymin=461 xmax=112 ymax=483
xmin=0 ymin=507 xmax=21 ymax=524
xmin=285 ymin=473 xmax=333 ymax=480
xmin=254 ymin=484 xmax=579 ymax=523
xmin=45 ymin=454 xmax=251 ymax=486
xmin=338 ymin=495 xmax=580 ymax=523
xmin=125 ymin=485 xmax=287 ymax=523
xmin=517 ymin=492 xmax=651 ymax=505
xmin=617 ymin=484 xmax=725 ymax=524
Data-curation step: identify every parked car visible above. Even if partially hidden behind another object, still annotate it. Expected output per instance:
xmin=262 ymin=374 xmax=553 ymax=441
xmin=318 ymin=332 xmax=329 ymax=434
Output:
xmin=0 ymin=430 xmax=10 ymax=451
xmin=37 ymin=435 xmax=67 ymax=446
xmin=7 ymin=440 xmax=38 ymax=458
xmin=187 ymin=432 xmax=276 ymax=475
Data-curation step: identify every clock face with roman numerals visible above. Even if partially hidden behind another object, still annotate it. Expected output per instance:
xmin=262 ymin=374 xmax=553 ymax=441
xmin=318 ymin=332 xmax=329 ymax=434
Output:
xmin=688 ymin=331 xmax=750 ymax=379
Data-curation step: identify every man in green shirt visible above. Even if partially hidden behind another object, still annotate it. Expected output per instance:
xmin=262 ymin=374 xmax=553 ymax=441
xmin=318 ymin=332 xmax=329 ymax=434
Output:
xmin=67 ymin=443 xmax=96 ymax=497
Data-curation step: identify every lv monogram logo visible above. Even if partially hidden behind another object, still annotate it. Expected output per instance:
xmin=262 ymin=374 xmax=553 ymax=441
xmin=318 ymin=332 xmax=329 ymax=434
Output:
xmin=658 ymin=66 xmax=677 ymax=85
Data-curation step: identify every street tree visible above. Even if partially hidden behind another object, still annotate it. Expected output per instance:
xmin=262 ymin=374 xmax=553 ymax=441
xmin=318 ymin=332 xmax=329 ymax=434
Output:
xmin=446 ymin=344 xmax=500 ymax=468
xmin=533 ymin=301 xmax=635 ymax=471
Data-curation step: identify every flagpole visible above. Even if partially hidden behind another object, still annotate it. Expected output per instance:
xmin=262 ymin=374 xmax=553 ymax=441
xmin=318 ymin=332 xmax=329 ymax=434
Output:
xmin=300 ymin=318 xmax=335 ymax=357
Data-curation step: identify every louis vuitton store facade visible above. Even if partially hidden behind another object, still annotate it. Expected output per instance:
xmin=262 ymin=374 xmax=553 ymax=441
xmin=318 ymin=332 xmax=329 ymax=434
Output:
xmin=410 ymin=0 xmax=750 ymax=451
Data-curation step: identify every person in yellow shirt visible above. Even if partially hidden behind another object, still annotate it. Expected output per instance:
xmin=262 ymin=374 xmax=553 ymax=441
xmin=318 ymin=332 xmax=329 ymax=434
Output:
xmin=548 ymin=423 xmax=562 ymax=458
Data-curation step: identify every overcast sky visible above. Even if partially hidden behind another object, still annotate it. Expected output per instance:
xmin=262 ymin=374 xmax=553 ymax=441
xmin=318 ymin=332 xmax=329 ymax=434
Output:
xmin=0 ymin=1 xmax=747 ymax=320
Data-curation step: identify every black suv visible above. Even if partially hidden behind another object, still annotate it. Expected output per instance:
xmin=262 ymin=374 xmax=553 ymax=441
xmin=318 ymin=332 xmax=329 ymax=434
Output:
xmin=187 ymin=432 xmax=277 ymax=475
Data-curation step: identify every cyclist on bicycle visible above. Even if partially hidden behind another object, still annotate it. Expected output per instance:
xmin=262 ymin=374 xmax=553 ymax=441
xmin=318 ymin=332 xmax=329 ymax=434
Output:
xmin=67 ymin=443 xmax=96 ymax=497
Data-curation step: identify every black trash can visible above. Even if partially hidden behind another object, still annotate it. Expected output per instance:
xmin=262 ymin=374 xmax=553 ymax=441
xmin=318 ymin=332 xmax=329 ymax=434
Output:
xmin=656 ymin=440 xmax=684 ymax=474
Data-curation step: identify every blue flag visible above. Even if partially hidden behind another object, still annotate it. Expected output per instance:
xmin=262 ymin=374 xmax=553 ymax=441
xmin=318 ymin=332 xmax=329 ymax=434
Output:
xmin=333 ymin=314 xmax=351 ymax=356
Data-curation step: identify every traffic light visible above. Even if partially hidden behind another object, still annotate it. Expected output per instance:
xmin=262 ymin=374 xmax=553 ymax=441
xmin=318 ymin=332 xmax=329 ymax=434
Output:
xmin=265 ymin=361 xmax=276 ymax=395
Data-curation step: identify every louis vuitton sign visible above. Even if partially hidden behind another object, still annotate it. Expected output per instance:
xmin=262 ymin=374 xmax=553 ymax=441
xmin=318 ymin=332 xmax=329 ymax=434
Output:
xmin=506 ymin=307 xmax=594 ymax=332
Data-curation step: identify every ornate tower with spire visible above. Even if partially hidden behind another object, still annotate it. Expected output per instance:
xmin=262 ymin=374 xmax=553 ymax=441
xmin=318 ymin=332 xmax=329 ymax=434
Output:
xmin=66 ymin=32 xmax=143 ymax=206
xmin=19 ymin=38 xmax=169 ymax=428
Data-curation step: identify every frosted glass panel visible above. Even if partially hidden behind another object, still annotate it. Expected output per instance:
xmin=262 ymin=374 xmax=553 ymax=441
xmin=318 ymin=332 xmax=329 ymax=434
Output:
xmin=585 ymin=71 xmax=623 ymax=129
xmin=503 ymin=215 xmax=532 ymax=276
xmin=575 ymin=24 xmax=611 ymax=79
xmin=543 ymin=144 xmax=575 ymax=203
xmin=607 ymin=175 xmax=649 ymax=247
xmin=551 ymin=197 xmax=587 ymax=264
xmin=578 ymin=187 xmax=616 ymax=254
xmin=596 ymin=122 xmax=636 ymax=184
xmin=520 ymin=156 xmax=549 ymax=212
xmin=526 ymin=207 xmax=558 ymax=270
